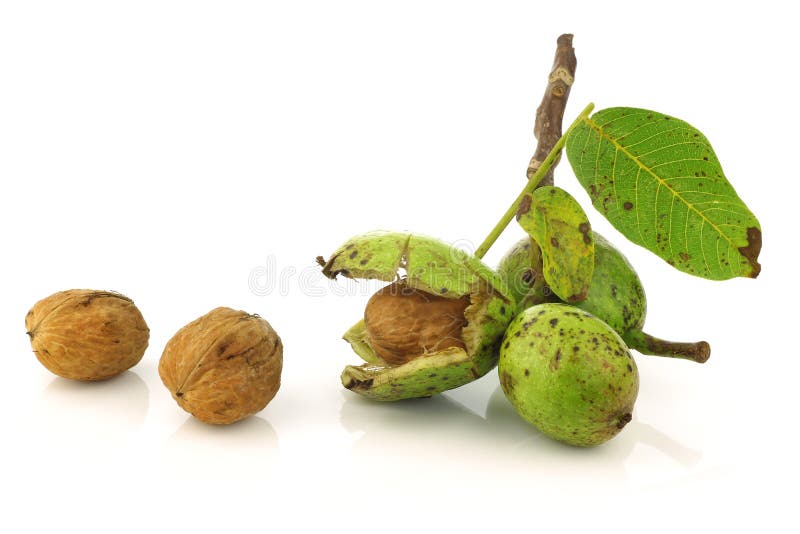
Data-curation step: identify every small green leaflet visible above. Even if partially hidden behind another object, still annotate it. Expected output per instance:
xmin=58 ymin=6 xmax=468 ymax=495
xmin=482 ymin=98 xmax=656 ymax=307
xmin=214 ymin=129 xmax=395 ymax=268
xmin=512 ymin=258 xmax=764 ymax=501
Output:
xmin=516 ymin=186 xmax=594 ymax=302
xmin=565 ymin=107 xmax=761 ymax=280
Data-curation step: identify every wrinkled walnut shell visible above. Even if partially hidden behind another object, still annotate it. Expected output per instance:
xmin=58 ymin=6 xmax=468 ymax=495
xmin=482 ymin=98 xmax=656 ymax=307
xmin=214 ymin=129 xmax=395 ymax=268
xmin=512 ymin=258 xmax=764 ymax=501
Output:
xmin=25 ymin=289 xmax=150 ymax=381
xmin=158 ymin=307 xmax=283 ymax=425
xmin=364 ymin=281 xmax=469 ymax=366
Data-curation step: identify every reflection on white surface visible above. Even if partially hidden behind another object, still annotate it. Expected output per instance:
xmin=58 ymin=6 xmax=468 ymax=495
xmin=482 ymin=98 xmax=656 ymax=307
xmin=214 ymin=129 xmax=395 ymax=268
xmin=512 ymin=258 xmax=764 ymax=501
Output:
xmin=37 ymin=371 xmax=148 ymax=442
xmin=41 ymin=370 xmax=150 ymax=426
xmin=338 ymin=384 xmax=702 ymax=491
xmin=161 ymin=415 xmax=280 ymax=481
xmin=18 ymin=371 xmax=150 ymax=478
xmin=484 ymin=385 xmax=703 ymax=473
xmin=486 ymin=385 xmax=702 ymax=465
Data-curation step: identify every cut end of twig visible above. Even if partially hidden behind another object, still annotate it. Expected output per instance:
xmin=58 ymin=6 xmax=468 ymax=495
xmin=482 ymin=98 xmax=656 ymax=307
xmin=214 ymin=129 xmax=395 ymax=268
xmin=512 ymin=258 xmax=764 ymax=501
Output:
xmin=694 ymin=341 xmax=711 ymax=364
xmin=557 ymin=33 xmax=573 ymax=45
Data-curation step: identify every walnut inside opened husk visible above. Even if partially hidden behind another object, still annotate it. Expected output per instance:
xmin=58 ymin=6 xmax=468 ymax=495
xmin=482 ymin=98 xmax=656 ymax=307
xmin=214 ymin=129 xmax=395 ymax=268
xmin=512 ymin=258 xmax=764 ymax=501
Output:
xmin=158 ymin=307 xmax=283 ymax=425
xmin=318 ymin=231 xmax=515 ymax=401
xmin=25 ymin=289 xmax=150 ymax=381
xmin=363 ymin=281 xmax=470 ymax=366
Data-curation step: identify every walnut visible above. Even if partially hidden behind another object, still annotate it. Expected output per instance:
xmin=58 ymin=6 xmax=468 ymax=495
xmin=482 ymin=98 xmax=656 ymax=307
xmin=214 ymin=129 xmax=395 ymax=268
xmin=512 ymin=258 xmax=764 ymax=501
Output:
xmin=158 ymin=307 xmax=283 ymax=425
xmin=25 ymin=289 xmax=149 ymax=380
xmin=364 ymin=281 xmax=469 ymax=366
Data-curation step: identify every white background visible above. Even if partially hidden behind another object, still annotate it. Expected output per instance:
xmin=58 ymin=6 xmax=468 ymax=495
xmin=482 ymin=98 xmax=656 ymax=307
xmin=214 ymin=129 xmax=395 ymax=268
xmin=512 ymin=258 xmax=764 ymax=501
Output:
xmin=1 ymin=1 xmax=797 ymax=532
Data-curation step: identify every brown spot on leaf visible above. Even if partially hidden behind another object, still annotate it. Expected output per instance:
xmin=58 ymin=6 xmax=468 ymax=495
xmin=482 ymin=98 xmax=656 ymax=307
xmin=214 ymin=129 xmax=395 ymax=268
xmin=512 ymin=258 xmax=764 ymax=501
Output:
xmin=738 ymin=227 xmax=762 ymax=278
xmin=679 ymin=252 xmax=690 ymax=262
xmin=349 ymin=250 xmax=358 ymax=259
xmin=623 ymin=201 xmax=633 ymax=211
xmin=566 ymin=288 xmax=588 ymax=303
xmin=550 ymin=236 xmax=559 ymax=248
xmin=578 ymin=222 xmax=591 ymax=244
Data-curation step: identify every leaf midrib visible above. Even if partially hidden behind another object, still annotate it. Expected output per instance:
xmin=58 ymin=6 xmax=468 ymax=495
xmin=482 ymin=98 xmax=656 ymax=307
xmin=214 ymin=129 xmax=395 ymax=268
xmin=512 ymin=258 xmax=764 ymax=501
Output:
xmin=582 ymin=116 xmax=738 ymax=253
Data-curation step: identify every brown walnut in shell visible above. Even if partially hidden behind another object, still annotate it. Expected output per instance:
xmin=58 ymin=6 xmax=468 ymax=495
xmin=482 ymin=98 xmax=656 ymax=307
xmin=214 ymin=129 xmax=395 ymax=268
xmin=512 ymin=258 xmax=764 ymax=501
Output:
xmin=158 ymin=307 xmax=283 ymax=425
xmin=364 ymin=281 xmax=469 ymax=366
xmin=25 ymin=289 xmax=150 ymax=381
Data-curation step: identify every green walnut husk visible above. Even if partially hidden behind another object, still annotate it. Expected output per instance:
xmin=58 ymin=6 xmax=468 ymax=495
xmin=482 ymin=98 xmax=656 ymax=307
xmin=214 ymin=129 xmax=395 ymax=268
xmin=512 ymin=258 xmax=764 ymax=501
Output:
xmin=497 ymin=237 xmax=559 ymax=312
xmin=499 ymin=303 xmax=639 ymax=447
xmin=574 ymin=232 xmax=646 ymax=334
xmin=319 ymin=231 xmax=516 ymax=401
xmin=498 ymin=232 xmax=709 ymax=363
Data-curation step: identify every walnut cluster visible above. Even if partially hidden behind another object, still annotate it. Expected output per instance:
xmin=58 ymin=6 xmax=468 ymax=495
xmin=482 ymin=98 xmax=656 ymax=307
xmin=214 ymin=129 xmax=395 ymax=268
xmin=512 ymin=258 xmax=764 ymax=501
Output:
xmin=25 ymin=290 xmax=283 ymax=425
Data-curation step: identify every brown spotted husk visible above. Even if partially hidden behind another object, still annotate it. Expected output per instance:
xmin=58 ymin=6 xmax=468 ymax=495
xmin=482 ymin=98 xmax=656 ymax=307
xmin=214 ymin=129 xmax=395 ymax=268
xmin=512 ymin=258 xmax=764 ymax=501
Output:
xmin=158 ymin=307 xmax=283 ymax=425
xmin=25 ymin=289 xmax=150 ymax=381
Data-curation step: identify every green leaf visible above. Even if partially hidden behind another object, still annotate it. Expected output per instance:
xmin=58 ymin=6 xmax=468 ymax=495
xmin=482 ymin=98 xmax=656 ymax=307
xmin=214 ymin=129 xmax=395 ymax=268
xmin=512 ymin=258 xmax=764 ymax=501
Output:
xmin=565 ymin=107 xmax=761 ymax=280
xmin=516 ymin=186 xmax=594 ymax=302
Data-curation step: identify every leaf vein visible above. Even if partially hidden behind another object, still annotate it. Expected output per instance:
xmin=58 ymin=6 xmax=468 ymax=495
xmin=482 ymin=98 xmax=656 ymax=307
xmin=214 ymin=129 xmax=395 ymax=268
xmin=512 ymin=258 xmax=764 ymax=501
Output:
xmin=622 ymin=125 xmax=701 ymax=150
xmin=582 ymin=116 xmax=739 ymax=259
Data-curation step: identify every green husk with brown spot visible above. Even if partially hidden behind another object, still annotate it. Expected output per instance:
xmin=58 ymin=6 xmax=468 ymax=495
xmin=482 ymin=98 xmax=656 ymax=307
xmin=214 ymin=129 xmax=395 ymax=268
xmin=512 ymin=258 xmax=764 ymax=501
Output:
xmin=497 ymin=236 xmax=560 ymax=314
xmin=320 ymin=231 xmax=516 ymax=401
xmin=499 ymin=303 xmax=639 ymax=447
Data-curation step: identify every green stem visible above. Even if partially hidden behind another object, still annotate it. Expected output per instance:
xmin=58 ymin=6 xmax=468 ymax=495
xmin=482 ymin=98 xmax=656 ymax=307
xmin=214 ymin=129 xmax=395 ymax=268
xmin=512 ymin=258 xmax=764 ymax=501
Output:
xmin=474 ymin=102 xmax=594 ymax=259
xmin=623 ymin=330 xmax=711 ymax=364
